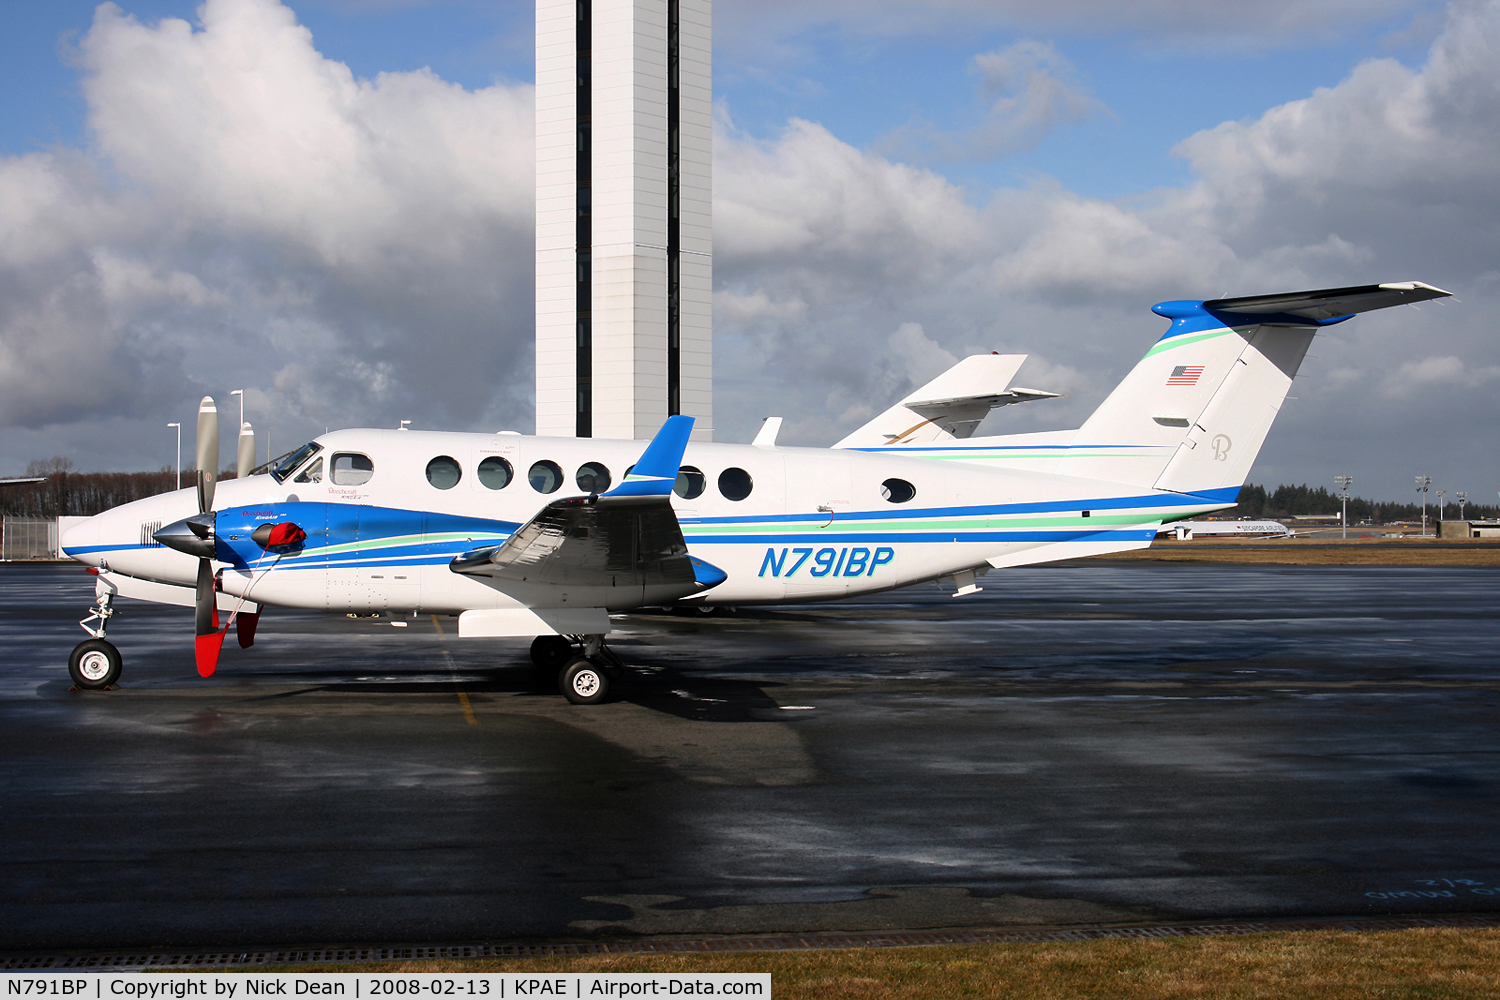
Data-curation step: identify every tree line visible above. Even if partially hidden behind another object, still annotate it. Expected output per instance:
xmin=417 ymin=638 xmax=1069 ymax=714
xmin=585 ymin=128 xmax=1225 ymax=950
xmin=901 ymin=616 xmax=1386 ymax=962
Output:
xmin=1227 ymin=483 xmax=1498 ymax=522
xmin=0 ymin=457 xmax=242 ymax=519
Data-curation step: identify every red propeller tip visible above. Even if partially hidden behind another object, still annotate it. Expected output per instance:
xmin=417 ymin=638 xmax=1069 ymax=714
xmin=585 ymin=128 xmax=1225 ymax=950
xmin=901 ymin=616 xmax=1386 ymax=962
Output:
xmin=195 ymin=631 xmax=228 ymax=677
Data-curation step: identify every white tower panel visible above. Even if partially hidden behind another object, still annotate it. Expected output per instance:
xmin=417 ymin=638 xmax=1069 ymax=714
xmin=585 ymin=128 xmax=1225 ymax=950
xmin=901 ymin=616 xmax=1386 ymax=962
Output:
xmin=535 ymin=0 xmax=712 ymax=441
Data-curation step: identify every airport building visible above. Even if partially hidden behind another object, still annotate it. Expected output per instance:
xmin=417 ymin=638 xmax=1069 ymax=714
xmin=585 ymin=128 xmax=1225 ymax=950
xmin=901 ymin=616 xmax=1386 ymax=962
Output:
xmin=535 ymin=0 xmax=714 ymax=441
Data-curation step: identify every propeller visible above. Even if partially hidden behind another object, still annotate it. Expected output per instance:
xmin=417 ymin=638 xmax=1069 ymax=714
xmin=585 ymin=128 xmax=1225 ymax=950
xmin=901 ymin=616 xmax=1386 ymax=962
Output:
xmin=237 ymin=422 xmax=256 ymax=480
xmin=192 ymin=397 xmax=226 ymax=677
xmin=155 ymin=398 xmax=291 ymax=677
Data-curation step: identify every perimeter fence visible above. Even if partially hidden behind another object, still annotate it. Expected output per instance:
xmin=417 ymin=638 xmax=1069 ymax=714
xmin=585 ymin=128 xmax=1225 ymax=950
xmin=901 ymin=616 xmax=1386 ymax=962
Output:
xmin=1 ymin=517 xmax=59 ymax=560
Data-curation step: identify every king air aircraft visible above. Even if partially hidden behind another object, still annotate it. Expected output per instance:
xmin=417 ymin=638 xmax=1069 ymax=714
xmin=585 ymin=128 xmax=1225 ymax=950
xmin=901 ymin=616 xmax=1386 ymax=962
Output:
xmin=61 ymin=281 xmax=1449 ymax=703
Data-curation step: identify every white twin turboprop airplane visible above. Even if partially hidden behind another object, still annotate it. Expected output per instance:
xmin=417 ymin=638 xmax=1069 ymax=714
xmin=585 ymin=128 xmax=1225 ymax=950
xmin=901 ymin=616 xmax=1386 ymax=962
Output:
xmin=60 ymin=281 xmax=1449 ymax=702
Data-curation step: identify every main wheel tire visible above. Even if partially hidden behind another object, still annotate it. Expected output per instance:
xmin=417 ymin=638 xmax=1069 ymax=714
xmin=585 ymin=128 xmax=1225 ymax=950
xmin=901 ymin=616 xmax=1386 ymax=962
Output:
xmin=69 ymin=639 xmax=122 ymax=690
xmin=530 ymin=634 xmax=576 ymax=670
xmin=559 ymin=656 xmax=609 ymax=705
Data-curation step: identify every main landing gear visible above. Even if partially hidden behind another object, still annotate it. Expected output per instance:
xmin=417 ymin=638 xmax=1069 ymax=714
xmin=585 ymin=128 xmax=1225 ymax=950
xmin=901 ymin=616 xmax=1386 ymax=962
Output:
xmin=530 ymin=633 xmax=624 ymax=705
xmin=70 ymin=591 xmax=122 ymax=690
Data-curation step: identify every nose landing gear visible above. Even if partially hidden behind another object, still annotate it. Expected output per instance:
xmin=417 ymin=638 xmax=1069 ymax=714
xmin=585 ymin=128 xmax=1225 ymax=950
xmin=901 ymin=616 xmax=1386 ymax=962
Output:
xmin=70 ymin=591 xmax=121 ymax=690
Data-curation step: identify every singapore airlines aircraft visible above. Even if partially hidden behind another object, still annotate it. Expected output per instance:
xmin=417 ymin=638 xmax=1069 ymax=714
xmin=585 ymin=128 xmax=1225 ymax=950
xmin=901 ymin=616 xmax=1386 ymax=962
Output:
xmin=60 ymin=281 xmax=1449 ymax=703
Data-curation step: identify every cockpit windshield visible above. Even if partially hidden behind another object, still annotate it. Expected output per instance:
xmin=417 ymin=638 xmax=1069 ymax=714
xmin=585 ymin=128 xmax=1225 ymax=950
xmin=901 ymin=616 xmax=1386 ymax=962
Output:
xmin=271 ymin=442 xmax=323 ymax=484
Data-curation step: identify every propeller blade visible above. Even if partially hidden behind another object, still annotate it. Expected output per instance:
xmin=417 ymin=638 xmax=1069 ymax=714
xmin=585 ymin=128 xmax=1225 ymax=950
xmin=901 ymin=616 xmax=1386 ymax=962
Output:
xmin=237 ymin=422 xmax=256 ymax=480
xmin=194 ymin=558 xmax=217 ymax=637
xmin=236 ymin=611 xmax=260 ymax=649
xmin=196 ymin=396 xmax=219 ymax=514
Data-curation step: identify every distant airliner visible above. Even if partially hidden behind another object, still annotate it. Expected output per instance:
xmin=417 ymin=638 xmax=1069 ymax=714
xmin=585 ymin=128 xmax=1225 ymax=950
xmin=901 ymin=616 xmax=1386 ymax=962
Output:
xmin=59 ymin=281 xmax=1449 ymax=702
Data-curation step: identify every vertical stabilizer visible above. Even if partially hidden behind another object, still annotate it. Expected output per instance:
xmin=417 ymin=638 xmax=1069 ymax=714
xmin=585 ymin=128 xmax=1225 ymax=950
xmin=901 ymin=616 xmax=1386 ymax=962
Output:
xmin=1052 ymin=282 xmax=1450 ymax=495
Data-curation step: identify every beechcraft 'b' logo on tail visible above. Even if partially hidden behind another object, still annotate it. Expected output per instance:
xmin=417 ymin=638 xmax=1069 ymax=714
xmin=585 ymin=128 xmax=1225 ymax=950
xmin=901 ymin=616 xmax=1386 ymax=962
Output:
xmin=1167 ymin=365 xmax=1205 ymax=385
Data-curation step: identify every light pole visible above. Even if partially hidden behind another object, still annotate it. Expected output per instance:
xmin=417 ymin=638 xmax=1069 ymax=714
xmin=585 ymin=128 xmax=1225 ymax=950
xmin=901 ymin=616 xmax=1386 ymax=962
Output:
xmin=1335 ymin=475 xmax=1352 ymax=540
xmin=167 ymin=422 xmax=181 ymax=491
xmin=1457 ymin=491 xmax=1468 ymax=520
xmin=1415 ymin=476 xmax=1431 ymax=536
xmin=230 ymin=389 xmax=244 ymax=429
xmin=1436 ymin=490 xmax=1446 ymax=525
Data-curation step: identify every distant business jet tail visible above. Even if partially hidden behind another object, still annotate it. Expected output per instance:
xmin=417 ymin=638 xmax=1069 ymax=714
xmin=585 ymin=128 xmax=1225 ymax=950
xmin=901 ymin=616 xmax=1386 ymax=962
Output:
xmin=833 ymin=353 xmax=1061 ymax=449
xmin=1051 ymin=282 xmax=1450 ymax=498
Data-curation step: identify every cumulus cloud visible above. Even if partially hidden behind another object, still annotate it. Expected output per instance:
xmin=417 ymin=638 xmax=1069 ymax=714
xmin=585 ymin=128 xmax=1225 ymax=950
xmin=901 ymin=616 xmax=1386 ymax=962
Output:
xmin=879 ymin=41 xmax=1106 ymax=162
xmin=0 ymin=0 xmax=533 ymax=469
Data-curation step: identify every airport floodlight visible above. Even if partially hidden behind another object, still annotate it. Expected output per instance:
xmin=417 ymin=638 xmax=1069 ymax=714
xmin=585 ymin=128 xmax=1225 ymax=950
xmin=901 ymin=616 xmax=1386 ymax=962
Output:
xmin=166 ymin=422 xmax=181 ymax=491
xmin=1335 ymin=475 xmax=1352 ymax=539
xmin=1457 ymin=491 xmax=1468 ymax=520
xmin=1416 ymin=475 xmax=1432 ymax=536
xmin=1437 ymin=490 xmax=1447 ymax=524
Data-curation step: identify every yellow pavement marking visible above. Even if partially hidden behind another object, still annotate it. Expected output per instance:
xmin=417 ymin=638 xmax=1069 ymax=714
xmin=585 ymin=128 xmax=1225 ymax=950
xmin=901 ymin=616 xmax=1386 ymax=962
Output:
xmin=430 ymin=614 xmax=477 ymax=725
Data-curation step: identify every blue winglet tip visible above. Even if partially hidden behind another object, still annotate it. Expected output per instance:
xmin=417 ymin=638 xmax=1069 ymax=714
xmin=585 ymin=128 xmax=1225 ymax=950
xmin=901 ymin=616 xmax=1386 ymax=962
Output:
xmin=603 ymin=415 xmax=695 ymax=497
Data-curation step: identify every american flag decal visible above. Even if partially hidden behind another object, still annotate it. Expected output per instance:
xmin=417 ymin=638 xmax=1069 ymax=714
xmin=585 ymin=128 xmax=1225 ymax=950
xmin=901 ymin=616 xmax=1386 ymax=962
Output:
xmin=1167 ymin=365 xmax=1205 ymax=386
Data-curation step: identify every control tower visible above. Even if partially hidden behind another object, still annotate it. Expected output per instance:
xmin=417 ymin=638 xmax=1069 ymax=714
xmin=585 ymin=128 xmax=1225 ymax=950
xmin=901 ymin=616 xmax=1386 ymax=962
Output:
xmin=535 ymin=0 xmax=713 ymax=440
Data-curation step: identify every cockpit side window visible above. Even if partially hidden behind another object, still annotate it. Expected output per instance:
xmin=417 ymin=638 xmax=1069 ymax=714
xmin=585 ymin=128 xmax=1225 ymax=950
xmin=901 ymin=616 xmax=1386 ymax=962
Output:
xmin=293 ymin=457 xmax=324 ymax=484
xmin=271 ymin=442 xmax=322 ymax=483
xmin=331 ymin=453 xmax=374 ymax=486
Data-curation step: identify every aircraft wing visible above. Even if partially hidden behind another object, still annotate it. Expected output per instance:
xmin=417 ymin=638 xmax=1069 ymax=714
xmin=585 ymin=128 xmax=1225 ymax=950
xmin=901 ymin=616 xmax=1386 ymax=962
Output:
xmin=1204 ymin=281 xmax=1450 ymax=322
xmin=450 ymin=416 xmax=726 ymax=630
xmin=451 ymin=492 xmax=701 ymax=589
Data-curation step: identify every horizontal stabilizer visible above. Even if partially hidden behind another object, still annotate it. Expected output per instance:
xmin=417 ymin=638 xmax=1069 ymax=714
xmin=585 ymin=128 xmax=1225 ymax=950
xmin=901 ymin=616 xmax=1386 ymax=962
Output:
xmin=1196 ymin=281 xmax=1451 ymax=324
xmin=834 ymin=354 xmax=1060 ymax=449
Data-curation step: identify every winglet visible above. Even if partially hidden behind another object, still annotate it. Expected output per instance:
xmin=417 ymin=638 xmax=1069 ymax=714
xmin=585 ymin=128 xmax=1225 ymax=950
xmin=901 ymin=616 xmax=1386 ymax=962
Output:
xmin=604 ymin=415 xmax=695 ymax=498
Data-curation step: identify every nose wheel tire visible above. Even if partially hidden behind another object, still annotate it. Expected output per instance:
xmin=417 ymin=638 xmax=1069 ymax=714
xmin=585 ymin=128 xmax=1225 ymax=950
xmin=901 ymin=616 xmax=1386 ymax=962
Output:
xmin=69 ymin=639 xmax=122 ymax=690
xmin=530 ymin=634 xmax=576 ymax=670
xmin=559 ymin=656 xmax=609 ymax=705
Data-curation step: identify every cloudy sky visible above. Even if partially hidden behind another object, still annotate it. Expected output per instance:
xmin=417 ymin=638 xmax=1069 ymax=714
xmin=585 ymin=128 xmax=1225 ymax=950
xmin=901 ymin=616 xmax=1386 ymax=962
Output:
xmin=0 ymin=0 xmax=1493 ymax=502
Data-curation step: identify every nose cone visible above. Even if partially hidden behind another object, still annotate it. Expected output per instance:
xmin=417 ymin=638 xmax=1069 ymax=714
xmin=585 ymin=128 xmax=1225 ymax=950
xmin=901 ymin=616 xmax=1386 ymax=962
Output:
xmin=60 ymin=516 xmax=102 ymax=565
xmin=154 ymin=513 xmax=217 ymax=559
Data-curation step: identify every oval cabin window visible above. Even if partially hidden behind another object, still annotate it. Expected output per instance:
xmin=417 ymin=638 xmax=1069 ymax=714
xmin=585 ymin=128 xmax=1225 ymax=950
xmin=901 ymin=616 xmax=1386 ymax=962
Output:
xmin=576 ymin=462 xmax=611 ymax=494
xmin=880 ymin=478 xmax=917 ymax=504
xmin=717 ymin=467 xmax=753 ymax=501
xmin=331 ymin=453 xmax=374 ymax=486
xmin=426 ymin=456 xmax=462 ymax=489
xmin=529 ymin=460 xmax=563 ymax=494
xmin=477 ymin=456 xmax=513 ymax=490
xmin=674 ymin=465 xmax=706 ymax=500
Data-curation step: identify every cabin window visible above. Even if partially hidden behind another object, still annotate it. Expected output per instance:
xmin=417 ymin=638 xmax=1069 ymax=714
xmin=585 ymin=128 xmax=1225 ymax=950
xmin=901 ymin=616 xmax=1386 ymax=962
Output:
xmin=478 ymin=456 xmax=514 ymax=490
xmin=425 ymin=456 xmax=462 ymax=490
xmin=293 ymin=457 xmax=323 ymax=484
xmin=880 ymin=478 xmax=916 ymax=504
xmin=272 ymin=442 xmax=321 ymax=483
xmin=674 ymin=465 xmax=705 ymax=500
xmin=529 ymin=460 xmax=563 ymax=494
xmin=576 ymin=462 xmax=611 ymax=494
xmin=331 ymin=453 xmax=374 ymax=486
xmin=718 ymin=467 xmax=753 ymax=501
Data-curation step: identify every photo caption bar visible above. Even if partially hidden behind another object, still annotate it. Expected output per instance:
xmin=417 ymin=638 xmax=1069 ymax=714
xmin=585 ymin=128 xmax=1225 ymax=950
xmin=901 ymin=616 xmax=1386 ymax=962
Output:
xmin=0 ymin=975 xmax=769 ymax=999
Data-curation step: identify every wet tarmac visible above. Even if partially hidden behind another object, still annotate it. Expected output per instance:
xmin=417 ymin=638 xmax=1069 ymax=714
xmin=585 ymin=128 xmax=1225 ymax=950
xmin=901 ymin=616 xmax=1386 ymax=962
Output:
xmin=2 ymin=561 xmax=1499 ymax=952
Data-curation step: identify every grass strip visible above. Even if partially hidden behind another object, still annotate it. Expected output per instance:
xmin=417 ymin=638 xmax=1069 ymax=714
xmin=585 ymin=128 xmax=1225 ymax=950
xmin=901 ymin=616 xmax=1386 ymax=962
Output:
xmin=275 ymin=927 xmax=1500 ymax=999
